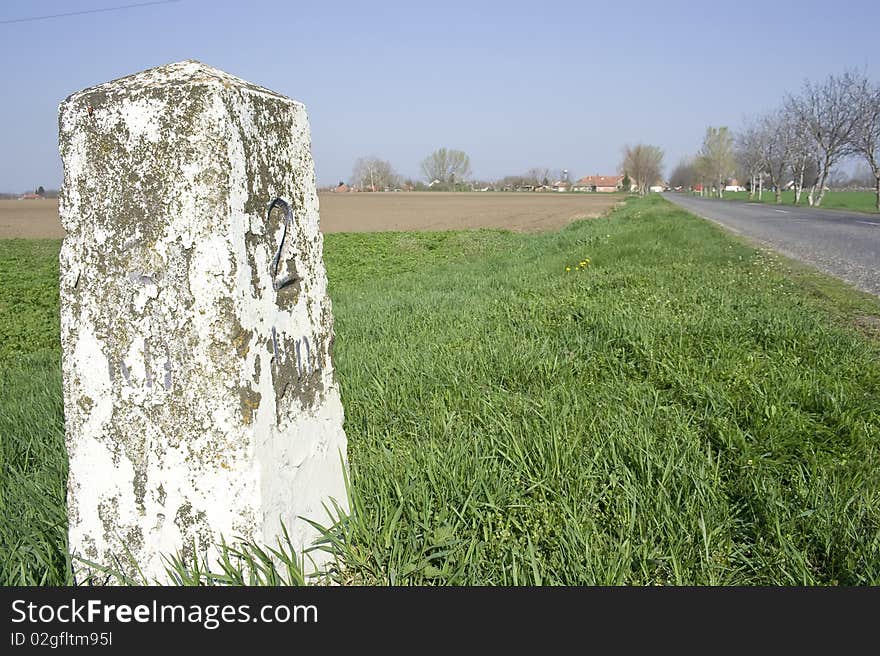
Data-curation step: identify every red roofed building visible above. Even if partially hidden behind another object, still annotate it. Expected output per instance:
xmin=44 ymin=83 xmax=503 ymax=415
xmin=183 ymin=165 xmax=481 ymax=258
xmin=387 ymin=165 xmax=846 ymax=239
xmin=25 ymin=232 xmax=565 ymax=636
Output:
xmin=572 ymin=175 xmax=625 ymax=192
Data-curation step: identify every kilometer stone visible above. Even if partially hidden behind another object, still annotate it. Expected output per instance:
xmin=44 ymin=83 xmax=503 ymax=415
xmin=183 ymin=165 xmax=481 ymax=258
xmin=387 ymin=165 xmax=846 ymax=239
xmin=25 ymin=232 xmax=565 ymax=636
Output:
xmin=58 ymin=60 xmax=348 ymax=582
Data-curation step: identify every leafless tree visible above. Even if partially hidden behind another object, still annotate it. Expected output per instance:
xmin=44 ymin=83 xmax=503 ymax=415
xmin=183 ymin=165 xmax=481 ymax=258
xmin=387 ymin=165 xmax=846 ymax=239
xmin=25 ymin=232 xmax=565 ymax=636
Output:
xmin=848 ymin=74 xmax=880 ymax=210
xmin=735 ymin=123 xmax=765 ymax=200
xmin=351 ymin=156 xmax=398 ymax=191
xmin=669 ymin=157 xmax=696 ymax=190
xmin=420 ymin=148 xmax=472 ymax=188
xmin=826 ymin=168 xmax=851 ymax=189
xmin=699 ymin=126 xmax=736 ymax=198
xmin=848 ymin=162 xmax=877 ymax=189
xmin=526 ymin=168 xmax=547 ymax=186
xmin=496 ymin=174 xmax=527 ymax=189
xmin=621 ymin=144 xmax=664 ymax=196
xmin=755 ymin=111 xmax=791 ymax=204
xmin=786 ymin=72 xmax=860 ymax=207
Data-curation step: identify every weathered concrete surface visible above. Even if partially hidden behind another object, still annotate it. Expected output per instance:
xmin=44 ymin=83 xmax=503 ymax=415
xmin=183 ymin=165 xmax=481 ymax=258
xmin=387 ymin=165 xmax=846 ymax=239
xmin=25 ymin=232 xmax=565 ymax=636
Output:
xmin=58 ymin=60 xmax=348 ymax=582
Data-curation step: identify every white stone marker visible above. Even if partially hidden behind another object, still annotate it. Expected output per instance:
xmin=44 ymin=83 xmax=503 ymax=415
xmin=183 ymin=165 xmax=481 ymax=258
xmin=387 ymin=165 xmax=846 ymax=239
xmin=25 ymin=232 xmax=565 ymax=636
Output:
xmin=58 ymin=60 xmax=348 ymax=582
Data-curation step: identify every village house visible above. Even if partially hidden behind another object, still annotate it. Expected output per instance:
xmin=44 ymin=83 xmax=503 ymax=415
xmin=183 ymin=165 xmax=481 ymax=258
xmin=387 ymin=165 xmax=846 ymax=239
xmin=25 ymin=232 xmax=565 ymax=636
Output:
xmin=551 ymin=179 xmax=572 ymax=192
xmin=572 ymin=175 xmax=625 ymax=192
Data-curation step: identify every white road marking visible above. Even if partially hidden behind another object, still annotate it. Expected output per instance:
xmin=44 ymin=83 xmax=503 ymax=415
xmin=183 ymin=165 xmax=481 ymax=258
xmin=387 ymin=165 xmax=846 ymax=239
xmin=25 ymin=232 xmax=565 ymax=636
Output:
xmin=774 ymin=209 xmax=788 ymax=213
xmin=856 ymin=221 xmax=879 ymax=226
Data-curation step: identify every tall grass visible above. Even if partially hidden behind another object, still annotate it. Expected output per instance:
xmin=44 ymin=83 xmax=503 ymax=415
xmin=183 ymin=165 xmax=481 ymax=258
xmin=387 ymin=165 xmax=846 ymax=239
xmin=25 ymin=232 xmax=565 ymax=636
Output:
xmin=1 ymin=196 xmax=879 ymax=585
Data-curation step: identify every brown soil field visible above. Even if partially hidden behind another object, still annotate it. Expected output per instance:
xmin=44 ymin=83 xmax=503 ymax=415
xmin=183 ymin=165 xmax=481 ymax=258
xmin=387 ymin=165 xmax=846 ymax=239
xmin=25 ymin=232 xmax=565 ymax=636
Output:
xmin=0 ymin=192 xmax=622 ymax=239
xmin=317 ymin=192 xmax=622 ymax=232
xmin=0 ymin=199 xmax=65 ymax=239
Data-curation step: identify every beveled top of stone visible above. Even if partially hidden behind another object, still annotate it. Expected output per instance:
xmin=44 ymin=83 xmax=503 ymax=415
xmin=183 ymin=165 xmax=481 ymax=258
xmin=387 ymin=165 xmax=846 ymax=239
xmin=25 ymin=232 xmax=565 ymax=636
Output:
xmin=65 ymin=60 xmax=298 ymax=106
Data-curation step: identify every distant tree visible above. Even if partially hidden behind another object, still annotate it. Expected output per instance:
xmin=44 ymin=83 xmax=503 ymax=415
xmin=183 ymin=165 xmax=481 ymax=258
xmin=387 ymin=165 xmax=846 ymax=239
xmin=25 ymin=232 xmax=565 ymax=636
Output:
xmin=826 ymin=168 xmax=850 ymax=189
xmin=848 ymin=73 xmax=880 ymax=210
xmin=36 ymin=185 xmax=45 ymax=196
xmin=524 ymin=167 xmax=559 ymax=187
xmin=668 ymin=158 xmax=695 ymax=190
xmin=693 ymin=154 xmax=711 ymax=196
xmin=699 ymin=127 xmax=736 ymax=198
xmin=755 ymin=111 xmax=792 ymax=204
xmin=351 ymin=156 xmax=398 ymax=191
xmin=777 ymin=98 xmax=819 ymax=205
xmin=420 ymin=148 xmax=472 ymax=187
xmin=621 ymin=144 xmax=664 ymax=196
xmin=403 ymin=178 xmax=428 ymax=191
xmin=525 ymin=168 xmax=544 ymax=186
xmin=786 ymin=72 xmax=860 ymax=207
xmin=621 ymin=172 xmax=632 ymax=192
xmin=735 ymin=123 xmax=766 ymax=200
xmin=848 ymin=163 xmax=877 ymax=189
xmin=496 ymin=174 xmax=528 ymax=189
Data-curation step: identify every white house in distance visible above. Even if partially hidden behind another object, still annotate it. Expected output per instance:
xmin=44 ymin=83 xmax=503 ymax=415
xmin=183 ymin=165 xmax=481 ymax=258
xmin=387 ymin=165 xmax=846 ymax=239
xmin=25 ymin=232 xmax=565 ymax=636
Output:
xmin=724 ymin=179 xmax=746 ymax=192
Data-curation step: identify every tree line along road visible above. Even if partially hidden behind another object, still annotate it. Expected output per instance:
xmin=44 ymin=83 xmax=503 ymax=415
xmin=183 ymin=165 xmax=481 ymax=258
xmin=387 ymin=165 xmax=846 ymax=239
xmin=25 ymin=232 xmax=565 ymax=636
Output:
xmin=663 ymin=193 xmax=880 ymax=296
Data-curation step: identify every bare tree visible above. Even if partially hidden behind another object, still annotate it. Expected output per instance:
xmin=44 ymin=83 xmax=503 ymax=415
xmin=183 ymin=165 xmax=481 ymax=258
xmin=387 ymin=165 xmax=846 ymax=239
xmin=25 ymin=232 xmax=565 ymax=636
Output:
xmin=786 ymin=72 xmax=860 ymax=207
xmin=849 ymin=162 xmax=877 ymax=189
xmin=497 ymin=174 xmax=527 ymax=189
xmin=420 ymin=148 xmax=472 ymax=188
xmin=778 ymin=97 xmax=820 ymax=205
xmin=621 ymin=144 xmax=664 ymax=196
xmin=826 ymin=168 xmax=850 ymax=189
xmin=849 ymin=74 xmax=880 ymax=210
xmin=352 ymin=156 xmax=398 ymax=191
xmin=526 ymin=168 xmax=547 ymax=186
xmin=669 ymin=157 xmax=696 ymax=190
xmin=699 ymin=126 xmax=737 ymax=198
xmin=755 ymin=111 xmax=791 ymax=204
xmin=735 ymin=123 xmax=765 ymax=200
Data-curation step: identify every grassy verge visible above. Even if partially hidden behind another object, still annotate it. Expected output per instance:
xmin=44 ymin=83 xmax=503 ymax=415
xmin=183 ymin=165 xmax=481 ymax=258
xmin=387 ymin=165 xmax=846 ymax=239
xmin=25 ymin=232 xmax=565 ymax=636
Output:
xmin=2 ymin=195 xmax=879 ymax=585
xmin=688 ymin=190 xmax=879 ymax=213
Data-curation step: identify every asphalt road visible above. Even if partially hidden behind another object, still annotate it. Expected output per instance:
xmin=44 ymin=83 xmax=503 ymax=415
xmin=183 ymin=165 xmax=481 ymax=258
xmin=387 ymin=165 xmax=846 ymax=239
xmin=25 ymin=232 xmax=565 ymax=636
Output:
xmin=663 ymin=193 xmax=880 ymax=296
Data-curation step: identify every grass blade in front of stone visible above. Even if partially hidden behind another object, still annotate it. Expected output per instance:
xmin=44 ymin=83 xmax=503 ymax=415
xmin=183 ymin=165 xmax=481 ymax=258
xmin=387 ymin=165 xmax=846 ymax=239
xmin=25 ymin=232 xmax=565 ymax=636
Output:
xmin=0 ymin=350 xmax=69 ymax=584
xmin=2 ymin=195 xmax=880 ymax=584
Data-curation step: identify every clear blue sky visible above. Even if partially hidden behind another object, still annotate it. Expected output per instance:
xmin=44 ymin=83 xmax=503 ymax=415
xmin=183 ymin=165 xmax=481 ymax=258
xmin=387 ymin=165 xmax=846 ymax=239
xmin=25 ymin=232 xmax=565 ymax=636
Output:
xmin=1 ymin=0 xmax=877 ymax=192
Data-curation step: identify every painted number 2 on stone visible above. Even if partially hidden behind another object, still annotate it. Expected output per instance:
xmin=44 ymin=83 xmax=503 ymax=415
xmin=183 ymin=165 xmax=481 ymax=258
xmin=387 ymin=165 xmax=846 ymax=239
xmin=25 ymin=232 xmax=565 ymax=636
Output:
xmin=267 ymin=197 xmax=316 ymax=379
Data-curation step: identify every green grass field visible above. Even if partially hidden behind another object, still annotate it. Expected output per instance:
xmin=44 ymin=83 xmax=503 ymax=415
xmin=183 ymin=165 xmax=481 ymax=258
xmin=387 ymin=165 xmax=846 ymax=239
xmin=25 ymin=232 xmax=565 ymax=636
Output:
xmin=2 ymin=195 xmax=880 ymax=585
xmin=694 ymin=190 xmax=879 ymax=213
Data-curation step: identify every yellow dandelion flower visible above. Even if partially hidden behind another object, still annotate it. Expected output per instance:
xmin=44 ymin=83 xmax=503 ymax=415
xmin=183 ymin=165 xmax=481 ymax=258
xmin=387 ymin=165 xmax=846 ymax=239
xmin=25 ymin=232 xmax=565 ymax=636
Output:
xmin=565 ymin=266 xmax=571 ymax=272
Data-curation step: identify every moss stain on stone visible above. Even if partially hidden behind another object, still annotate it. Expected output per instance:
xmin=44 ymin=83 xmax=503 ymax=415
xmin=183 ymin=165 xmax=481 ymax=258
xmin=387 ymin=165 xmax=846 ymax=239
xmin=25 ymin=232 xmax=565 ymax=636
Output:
xmin=239 ymin=387 xmax=261 ymax=426
xmin=231 ymin=325 xmax=252 ymax=359
xmin=173 ymin=501 xmax=212 ymax=564
xmin=133 ymin=468 xmax=147 ymax=514
xmin=78 ymin=395 xmax=94 ymax=414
